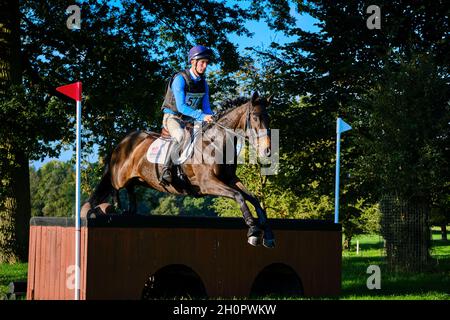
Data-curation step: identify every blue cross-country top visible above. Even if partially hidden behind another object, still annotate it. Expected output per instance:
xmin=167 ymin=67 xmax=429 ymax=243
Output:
xmin=162 ymin=69 xmax=213 ymax=122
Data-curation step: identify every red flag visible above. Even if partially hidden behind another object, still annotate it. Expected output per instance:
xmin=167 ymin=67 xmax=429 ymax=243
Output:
xmin=56 ymin=82 xmax=82 ymax=101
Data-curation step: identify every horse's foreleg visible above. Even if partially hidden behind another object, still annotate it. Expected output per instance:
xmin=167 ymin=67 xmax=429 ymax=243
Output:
xmin=230 ymin=179 xmax=275 ymax=248
xmin=199 ymin=177 xmax=262 ymax=246
xmin=231 ymin=179 xmax=267 ymax=224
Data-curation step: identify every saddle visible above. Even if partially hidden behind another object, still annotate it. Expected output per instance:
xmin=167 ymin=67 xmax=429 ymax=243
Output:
xmin=160 ymin=121 xmax=195 ymax=140
xmin=160 ymin=127 xmax=171 ymax=138
xmin=147 ymin=121 xmax=199 ymax=166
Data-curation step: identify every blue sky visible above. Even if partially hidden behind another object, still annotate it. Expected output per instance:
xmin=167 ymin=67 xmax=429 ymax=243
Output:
xmin=30 ymin=2 xmax=320 ymax=169
xmin=229 ymin=6 xmax=320 ymax=51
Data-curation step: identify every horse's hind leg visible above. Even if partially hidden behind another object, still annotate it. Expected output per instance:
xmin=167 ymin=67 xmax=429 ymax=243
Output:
xmin=230 ymin=179 xmax=275 ymax=248
xmin=113 ymin=189 xmax=122 ymax=211
xmin=126 ymin=184 xmax=137 ymax=215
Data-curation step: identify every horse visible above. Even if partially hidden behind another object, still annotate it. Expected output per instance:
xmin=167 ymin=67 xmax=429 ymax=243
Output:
xmin=83 ymin=91 xmax=275 ymax=247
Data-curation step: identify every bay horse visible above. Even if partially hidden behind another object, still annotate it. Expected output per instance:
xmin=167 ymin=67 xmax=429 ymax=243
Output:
xmin=84 ymin=91 xmax=275 ymax=247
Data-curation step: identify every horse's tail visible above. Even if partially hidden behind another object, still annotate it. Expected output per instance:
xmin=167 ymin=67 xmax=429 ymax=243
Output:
xmin=88 ymin=152 xmax=114 ymax=208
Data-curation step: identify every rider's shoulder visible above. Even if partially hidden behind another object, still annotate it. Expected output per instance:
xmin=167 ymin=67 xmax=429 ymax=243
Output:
xmin=172 ymin=73 xmax=187 ymax=88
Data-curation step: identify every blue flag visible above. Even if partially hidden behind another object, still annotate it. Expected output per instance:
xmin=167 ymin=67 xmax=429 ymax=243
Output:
xmin=337 ymin=118 xmax=352 ymax=134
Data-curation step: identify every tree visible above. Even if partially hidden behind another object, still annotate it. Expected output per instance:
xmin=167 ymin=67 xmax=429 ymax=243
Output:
xmin=248 ymin=0 xmax=450 ymax=199
xmin=350 ymin=56 xmax=448 ymax=270
xmin=0 ymin=0 xmax=31 ymax=263
xmin=30 ymin=161 xmax=78 ymax=217
xmin=211 ymin=157 xmax=334 ymax=220
xmin=349 ymin=55 xmax=450 ymax=200
xmin=181 ymin=196 xmax=216 ymax=217
xmin=341 ymin=197 xmax=381 ymax=250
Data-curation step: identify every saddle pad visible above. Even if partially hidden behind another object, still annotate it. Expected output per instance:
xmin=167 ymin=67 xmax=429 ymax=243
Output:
xmin=146 ymin=138 xmax=172 ymax=164
xmin=146 ymin=128 xmax=200 ymax=165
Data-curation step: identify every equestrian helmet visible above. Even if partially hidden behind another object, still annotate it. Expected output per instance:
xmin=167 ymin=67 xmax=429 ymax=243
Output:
xmin=188 ymin=45 xmax=213 ymax=63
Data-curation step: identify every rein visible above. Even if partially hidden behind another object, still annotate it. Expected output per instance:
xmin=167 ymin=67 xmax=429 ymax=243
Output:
xmin=186 ymin=100 xmax=270 ymax=163
xmin=208 ymin=104 xmax=254 ymax=147
xmin=210 ymin=103 xmax=269 ymax=143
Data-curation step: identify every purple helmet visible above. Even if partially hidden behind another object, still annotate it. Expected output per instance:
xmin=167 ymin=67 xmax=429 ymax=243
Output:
xmin=188 ymin=45 xmax=213 ymax=63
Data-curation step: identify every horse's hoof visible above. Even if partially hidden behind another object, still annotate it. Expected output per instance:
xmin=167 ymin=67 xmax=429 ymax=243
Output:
xmin=247 ymin=225 xmax=262 ymax=238
xmin=248 ymin=236 xmax=262 ymax=246
xmin=263 ymin=238 xmax=276 ymax=248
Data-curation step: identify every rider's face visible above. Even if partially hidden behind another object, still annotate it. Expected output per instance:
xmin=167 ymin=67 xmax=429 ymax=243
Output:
xmin=192 ymin=59 xmax=209 ymax=75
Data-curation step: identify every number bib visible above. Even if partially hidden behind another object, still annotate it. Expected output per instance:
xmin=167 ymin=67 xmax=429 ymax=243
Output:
xmin=185 ymin=92 xmax=205 ymax=109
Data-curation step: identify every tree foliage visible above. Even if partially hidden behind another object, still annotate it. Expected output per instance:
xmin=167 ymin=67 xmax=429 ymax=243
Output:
xmin=30 ymin=161 xmax=78 ymax=217
xmin=246 ymin=1 xmax=449 ymax=258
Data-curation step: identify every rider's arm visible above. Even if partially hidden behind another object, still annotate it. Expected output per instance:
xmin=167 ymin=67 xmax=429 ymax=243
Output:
xmin=172 ymin=75 xmax=207 ymax=121
xmin=202 ymin=83 xmax=213 ymax=115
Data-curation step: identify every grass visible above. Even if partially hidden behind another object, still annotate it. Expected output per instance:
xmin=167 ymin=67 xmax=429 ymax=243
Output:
xmin=339 ymin=227 xmax=450 ymax=300
xmin=0 ymin=262 xmax=28 ymax=300
xmin=0 ymin=227 xmax=449 ymax=300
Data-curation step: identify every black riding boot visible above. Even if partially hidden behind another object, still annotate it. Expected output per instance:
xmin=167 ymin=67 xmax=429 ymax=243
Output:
xmin=160 ymin=140 xmax=179 ymax=185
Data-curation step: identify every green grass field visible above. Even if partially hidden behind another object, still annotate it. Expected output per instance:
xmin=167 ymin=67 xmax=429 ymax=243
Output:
xmin=339 ymin=228 xmax=450 ymax=300
xmin=1 ymin=228 xmax=449 ymax=300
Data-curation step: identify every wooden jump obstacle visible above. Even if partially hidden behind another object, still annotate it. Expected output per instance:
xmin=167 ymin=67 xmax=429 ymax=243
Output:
xmin=27 ymin=215 xmax=341 ymax=300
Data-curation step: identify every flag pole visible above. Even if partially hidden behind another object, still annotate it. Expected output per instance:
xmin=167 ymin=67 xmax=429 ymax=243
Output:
xmin=56 ymin=82 xmax=82 ymax=300
xmin=334 ymin=117 xmax=352 ymax=224
xmin=75 ymin=98 xmax=81 ymax=300
xmin=334 ymin=129 xmax=341 ymax=224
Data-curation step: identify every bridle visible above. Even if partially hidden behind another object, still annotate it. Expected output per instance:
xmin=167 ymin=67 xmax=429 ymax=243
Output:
xmin=208 ymin=102 xmax=270 ymax=147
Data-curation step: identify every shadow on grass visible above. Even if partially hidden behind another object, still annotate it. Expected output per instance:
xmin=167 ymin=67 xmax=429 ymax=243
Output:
xmin=431 ymin=239 xmax=450 ymax=248
xmin=356 ymin=242 xmax=384 ymax=252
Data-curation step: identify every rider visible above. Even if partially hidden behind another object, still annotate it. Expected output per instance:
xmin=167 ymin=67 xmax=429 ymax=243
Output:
xmin=160 ymin=45 xmax=215 ymax=184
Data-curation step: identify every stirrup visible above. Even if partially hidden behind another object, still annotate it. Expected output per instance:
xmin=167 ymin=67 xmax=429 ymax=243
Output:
xmin=176 ymin=165 xmax=187 ymax=182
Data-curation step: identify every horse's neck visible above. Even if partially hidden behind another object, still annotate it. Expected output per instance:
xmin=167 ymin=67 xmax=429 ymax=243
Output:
xmin=217 ymin=104 xmax=247 ymax=130
xmin=198 ymin=104 xmax=247 ymax=154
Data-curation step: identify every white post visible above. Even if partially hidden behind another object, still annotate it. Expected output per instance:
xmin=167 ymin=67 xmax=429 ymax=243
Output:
xmin=356 ymin=240 xmax=360 ymax=255
xmin=75 ymin=99 xmax=81 ymax=300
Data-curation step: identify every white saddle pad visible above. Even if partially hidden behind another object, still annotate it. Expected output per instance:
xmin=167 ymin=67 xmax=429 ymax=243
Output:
xmin=146 ymin=128 xmax=201 ymax=165
xmin=146 ymin=138 xmax=172 ymax=164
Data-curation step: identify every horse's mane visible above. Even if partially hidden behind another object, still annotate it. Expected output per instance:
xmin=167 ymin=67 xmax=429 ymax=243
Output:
xmin=201 ymin=96 xmax=250 ymax=132
xmin=215 ymin=96 xmax=249 ymax=119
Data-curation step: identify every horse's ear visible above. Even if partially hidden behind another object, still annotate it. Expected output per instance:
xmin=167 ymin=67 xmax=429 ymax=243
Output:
xmin=266 ymin=94 xmax=274 ymax=106
xmin=251 ymin=91 xmax=260 ymax=105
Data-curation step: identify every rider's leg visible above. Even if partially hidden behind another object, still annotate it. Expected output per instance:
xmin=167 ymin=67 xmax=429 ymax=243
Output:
xmin=161 ymin=114 xmax=184 ymax=183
